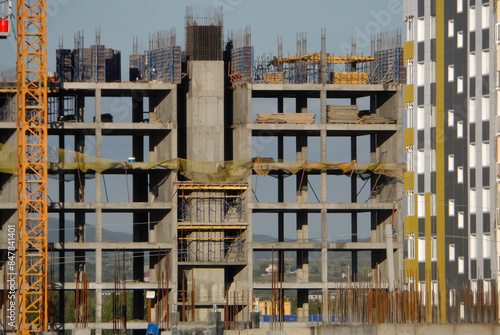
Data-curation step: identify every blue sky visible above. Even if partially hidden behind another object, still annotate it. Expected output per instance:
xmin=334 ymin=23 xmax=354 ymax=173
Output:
xmin=1 ymin=0 xmax=404 ymax=74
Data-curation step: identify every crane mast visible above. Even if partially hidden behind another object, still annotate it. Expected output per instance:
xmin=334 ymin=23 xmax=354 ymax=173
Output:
xmin=16 ymin=0 xmax=48 ymax=334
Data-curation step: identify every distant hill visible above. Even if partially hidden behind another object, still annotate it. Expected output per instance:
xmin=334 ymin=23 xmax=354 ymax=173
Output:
xmin=48 ymin=217 xmax=132 ymax=243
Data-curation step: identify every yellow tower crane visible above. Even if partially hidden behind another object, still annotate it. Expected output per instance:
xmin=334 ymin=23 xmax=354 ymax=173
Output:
xmin=16 ymin=0 xmax=48 ymax=334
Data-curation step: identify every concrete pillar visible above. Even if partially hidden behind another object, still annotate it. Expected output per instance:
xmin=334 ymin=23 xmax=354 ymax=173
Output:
xmin=297 ymin=289 xmax=309 ymax=322
xmin=94 ymin=89 xmax=103 ymax=335
xmin=186 ymin=61 xmax=225 ymax=162
xmin=351 ymin=135 xmax=358 ymax=281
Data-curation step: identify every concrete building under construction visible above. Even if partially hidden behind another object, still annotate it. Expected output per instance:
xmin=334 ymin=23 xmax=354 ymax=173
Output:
xmin=0 ymin=6 xmax=406 ymax=334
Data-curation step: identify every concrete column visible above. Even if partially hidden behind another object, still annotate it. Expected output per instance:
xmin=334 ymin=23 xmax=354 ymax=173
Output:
xmin=94 ymin=88 xmax=101 ymax=123
xmin=95 ymin=90 xmax=103 ymax=335
xmin=320 ymin=88 xmax=329 ymax=321
xmin=186 ymin=61 xmax=224 ymax=162
xmin=351 ymin=135 xmax=358 ymax=281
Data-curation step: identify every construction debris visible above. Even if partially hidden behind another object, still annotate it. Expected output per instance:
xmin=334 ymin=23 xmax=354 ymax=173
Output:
xmin=256 ymin=113 xmax=315 ymax=124
xmin=263 ymin=72 xmax=285 ymax=84
xmin=327 ymin=105 xmax=359 ymax=124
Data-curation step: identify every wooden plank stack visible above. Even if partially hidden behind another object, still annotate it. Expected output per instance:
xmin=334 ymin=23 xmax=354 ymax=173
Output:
xmin=359 ymin=115 xmax=397 ymax=124
xmin=256 ymin=113 xmax=315 ymax=124
xmin=263 ymin=72 xmax=284 ymax=84
xmin=327 ymin=105 xmax=359 ymax=124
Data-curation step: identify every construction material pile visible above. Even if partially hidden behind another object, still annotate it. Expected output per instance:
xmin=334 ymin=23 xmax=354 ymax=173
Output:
xmin=327 ymin=105 xmax=359 ymax=124
xmin=256 ymin=113 xmax=315 ymax=124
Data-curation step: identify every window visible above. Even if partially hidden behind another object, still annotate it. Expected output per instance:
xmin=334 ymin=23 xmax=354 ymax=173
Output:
xmin=431 ymin=237 xmax=437 ymax=261
xmin=417 ymin=106 xmax=425 ymax=130
xmin=449 ymin=199 xmax=455 ymax=216
xmin=407 ymin=59 xmax=414 ymax=85
xmin=483 ymin=188 xmax=490 ymax=212
xmin=407 ymin=145 xmax=414 ymax=172
xmin=407 ymin=16 xmax=414 ymax=40
xmin=448 ymin=20 xmax=455 ymax=37
xmin=449 ymin=244 xmax=456 ymax=261
xmin=460 ymin=302 xmax=465 ymax=319
xmin=457 ymin=121 xmax=463 ymax=138
xmin=430 ymin=16 xmax=436 ymax=39
xmin=430 ymin=150 xmax=436 ymax=171
xmin=419 ymin=281 xmax=427 ymax=306
xmin=431 ymin=194 xmax=437 ymax=216
xmin=457 ymin=0 xmax=463 ymax=12
xmin=417 ymin=150 xmax=425 ymax=174
xmin=448 ymin=155 xmax=455 ymax=171
xmin=449 ymin=290 xmax=456 ymax=307
xmin=470 ymin=234 xmax=477 ymax=259
xmin=448 ymin=110 xmax=454 ymax=127
xmin=470 ymin=189 xmax=477 ymax=213
xmin=482 ymin=96 xmax=490 ymax=120
xmin=469 ymin=7 xmax=476 ymax=31
xmin=431 ymin=106 xmax=437 ymax=127
xmin=418 ymin=18 xmax=425 ymax=42
xmin=482 ymin=51 xmax=490 ymax=75
xmin=407 ymin=190 xmax=415 ymax=216
xmin=408 ymin=233 xmax=415 ymax=259
xmin=482 ymin=142 xmax=490 ymax=166
xmin=469 ymin=53 xmax=476 ymax=77
xmin=471 ymin=281 xmax=478 ymax=305
xmin=470 ymin=144 xmax=476 ymax=168
xmin=418 ymin=194 xmax=425 ymax=218
xmin=469 ymin=99 xmax=476 ymax=123
xmin=458 ymin=257 xmax=465 ymax=274
xmin=431 ymin=61 xmax=436 ymax=83
xmin=407 ymin=102 xmax=414 ymax=128
xmin=484 ymin=234 xmax=491 ymax=258
xmin=457 ymin=166 xmax=464 ymax=183
xmin=448 ymin=65 xmax=454 ymax=82
xmin=417 ymin=62 xmax=425 ymax=86
xmin=457 ymin=76 xmax=463 ymax=93
xmin=418 ymin=237 xmax=426 ymax=262
xmin=496 ymin=23 xmax=500 ymax=45
xmin=458 ymin=212 xmax=464 ymax=229
xmin=432 ymin=281 xmax=439 ymax=306
xmin=457 ymin=31 xmax=463 ymax=48
xmin=482 ymin=4 xmax=490 ymax=29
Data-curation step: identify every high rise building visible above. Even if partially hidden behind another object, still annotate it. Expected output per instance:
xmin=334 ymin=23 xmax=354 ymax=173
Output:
xmin=403 ymin=0 xmax=499 ymax=321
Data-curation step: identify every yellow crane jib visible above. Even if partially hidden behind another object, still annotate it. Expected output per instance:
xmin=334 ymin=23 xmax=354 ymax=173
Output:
xmin=269 ymin=53 xmax=374 ymax=66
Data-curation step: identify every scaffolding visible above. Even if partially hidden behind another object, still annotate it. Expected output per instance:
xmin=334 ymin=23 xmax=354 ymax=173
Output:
xmin=254 ymin=31 xmax=373 ymax=85
xmin=185 ymin=6 xmax=223 ymax=61
xmin=229 ymin=27 xmax=254 ymax=84
xmin=56 ymin=29 xmax=121 ymax=83
xmin=129 ymin=29 xmax=182 ymax=83
xmin=371 ymin=29 xmax=405 ymax=85
xmin=177 ymin=183 xmax=247 ymax=263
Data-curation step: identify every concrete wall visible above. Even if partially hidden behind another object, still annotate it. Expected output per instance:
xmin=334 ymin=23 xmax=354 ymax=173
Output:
xmin=186 ymin=61 xmax=225 ymax=162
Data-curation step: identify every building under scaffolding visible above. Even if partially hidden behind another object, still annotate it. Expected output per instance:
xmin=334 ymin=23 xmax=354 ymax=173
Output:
xmin=129 ymin=29 xmax=182 ymax=83
xmin=0 ymin=6 xmax=411 ymax=335
xmin=56 ymin=30 xmax=121 ymax=83
xmin=371 ymin=30 xmax=406 ymax=85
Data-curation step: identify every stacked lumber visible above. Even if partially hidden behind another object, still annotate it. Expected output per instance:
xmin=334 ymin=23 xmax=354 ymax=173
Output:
xmin=327 ymin=105 xmax=359 ymax=124
xmin=256 ymin=113 xmax=315 ymax=124
xmin=333 ymin=72 xmax=369 ymax=85
xmin=359 ymin=115 xmax=397 ymax=124
xmin=263 ymin=71 xmax=285 ymax=84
